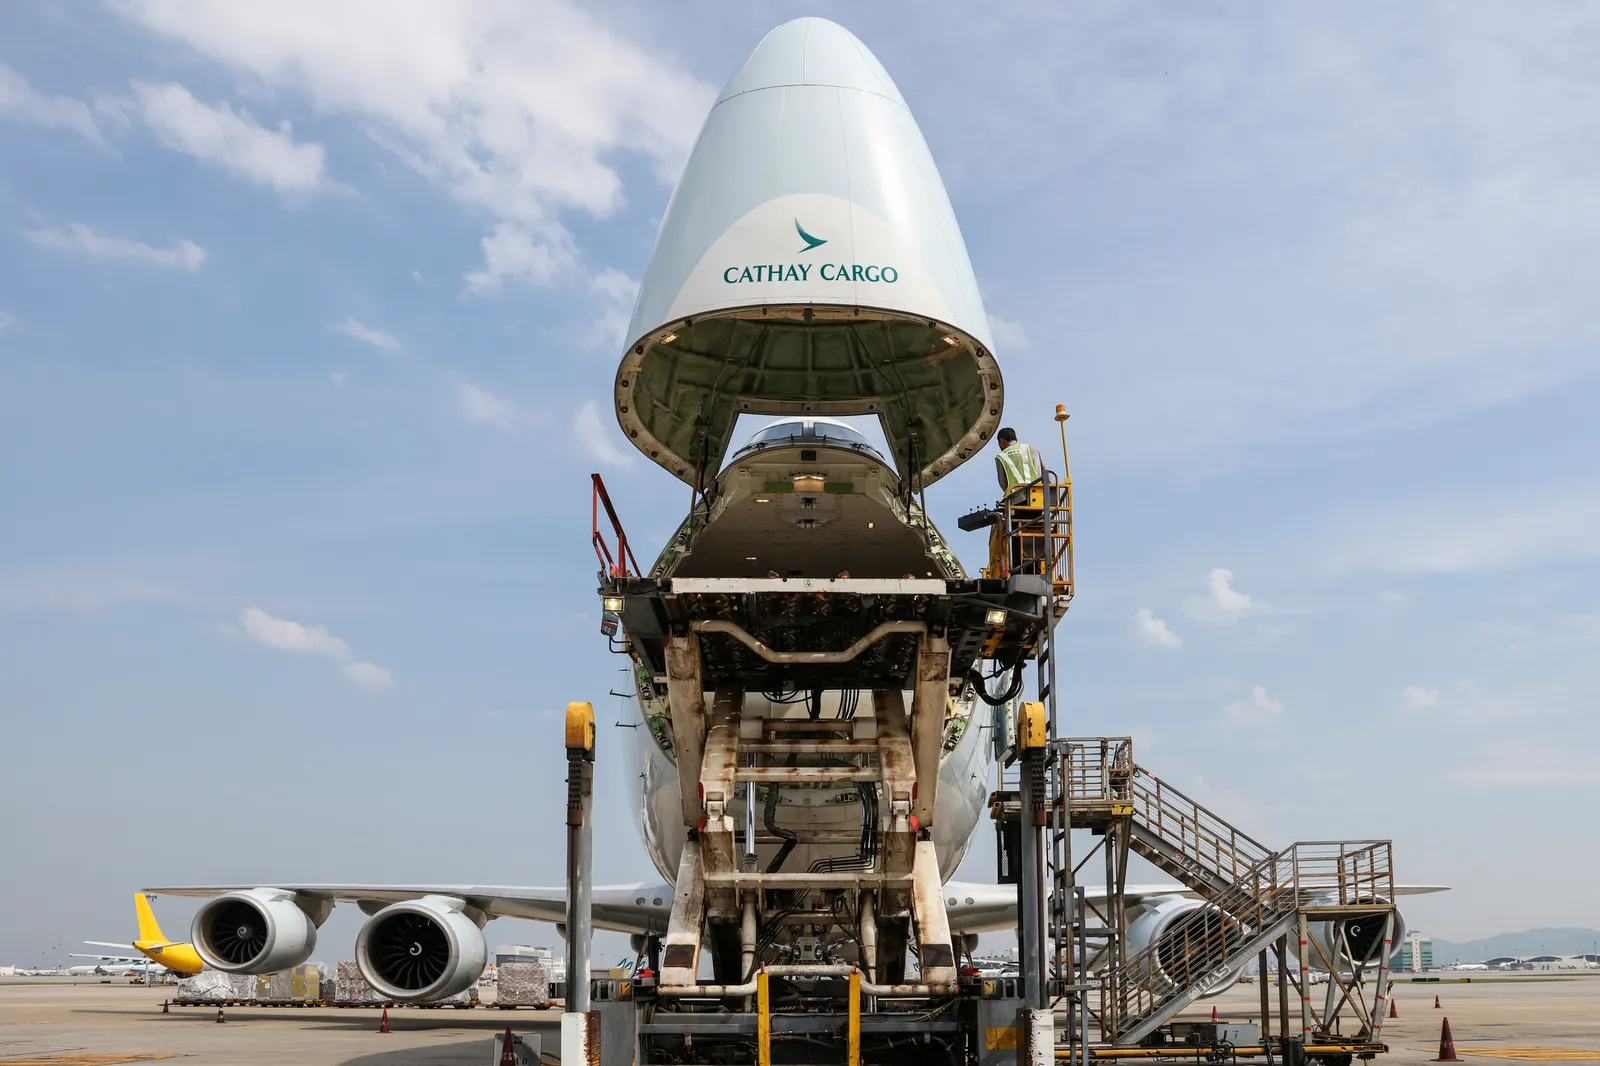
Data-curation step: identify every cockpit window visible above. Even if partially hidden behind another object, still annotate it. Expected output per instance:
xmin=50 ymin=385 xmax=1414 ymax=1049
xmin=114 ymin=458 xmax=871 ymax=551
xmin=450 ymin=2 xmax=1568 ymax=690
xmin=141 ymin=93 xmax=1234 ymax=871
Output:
xmin=732 ymin=419 xmax=886 ymax=463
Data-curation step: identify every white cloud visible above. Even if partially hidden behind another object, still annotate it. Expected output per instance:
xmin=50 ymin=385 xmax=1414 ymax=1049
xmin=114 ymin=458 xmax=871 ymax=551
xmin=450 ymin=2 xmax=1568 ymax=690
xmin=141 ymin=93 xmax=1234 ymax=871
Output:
xmin=1133 ymin=607 xmax=1182 ymax=648
xmin=1325 ymin=486 xmax=1600 ymax=574
xmin=0 ymin=310 xmax=16 ymax=332
xmin=114 ymin=0 xmax=713 ymax=293
xmin=1182 ymin=568 xmax=1273 ymax=624
xmin=341 ymin=660 xmax=393 ymax=688
xmin=1223 ymin=685 xmax=1283 ymax=727
xmin=233 ymin=606 xmax=391 ymax=687
xmin=988 ymin=315 xmax=1030 ymax=349
xmin=585 ymin=267 xmax=639 ymax=350
xmin=1401 ymin=685 xmax=1439 ymax=710
xmin=1379 ymin=589 xmax=1410 ymax=605
xmin=0 ymin=63 xmax=102 ymax=143
xmin=456 ymin=382 xmax=517 ymax=430
xmin=28 ymin=223 xmax=206 ymax=270
xmin=574 ymin=399 xmax=632 ymax=467
xmin=239 ymin=606 xmax=350 ymax=657
xmin=332 ymin=317 xmax=400 ymax=351
xmin=132 ymin=81 xmax=328 ymax=192
xmin=463 ymin=221 xmax=578 ymax=293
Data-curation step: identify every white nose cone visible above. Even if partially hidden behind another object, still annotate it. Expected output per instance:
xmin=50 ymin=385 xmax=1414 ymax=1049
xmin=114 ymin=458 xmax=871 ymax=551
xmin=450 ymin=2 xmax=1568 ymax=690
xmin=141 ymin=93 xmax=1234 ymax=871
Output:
xmin=615 ymin=18 xmax=1002 ymax=488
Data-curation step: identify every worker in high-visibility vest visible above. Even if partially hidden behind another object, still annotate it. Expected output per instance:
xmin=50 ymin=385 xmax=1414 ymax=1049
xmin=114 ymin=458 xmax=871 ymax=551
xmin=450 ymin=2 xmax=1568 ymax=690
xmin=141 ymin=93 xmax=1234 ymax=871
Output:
xmin=993 ymin=427 xmax=1049 ymax=575
xmin=994 ymin=427 xmax=1045 ymax=494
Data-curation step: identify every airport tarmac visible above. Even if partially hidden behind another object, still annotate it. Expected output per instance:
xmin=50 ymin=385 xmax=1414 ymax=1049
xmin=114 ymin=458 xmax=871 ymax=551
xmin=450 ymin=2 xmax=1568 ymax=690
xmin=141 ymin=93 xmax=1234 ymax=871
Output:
xmin=0 ymin=979 xmax=559 ymax=1065
xmin=2 ymin=974 xmax=1598 ymax=1064
xmin=1195 ymin=974 xmax=1600 ymax=1065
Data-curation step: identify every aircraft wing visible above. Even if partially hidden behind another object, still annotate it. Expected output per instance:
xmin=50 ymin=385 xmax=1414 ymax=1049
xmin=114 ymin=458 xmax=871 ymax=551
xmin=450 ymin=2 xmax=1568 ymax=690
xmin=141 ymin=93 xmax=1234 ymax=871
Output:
xmin=940 ymin=881 xmax=1201 ymax=933
xmin=940 ymin=881 xmax=1447 ymax=933
xmin=71 ymin=952 xmax=144 ymax=962
xmin=83 ymin=941 xmax=139 ymax=951
xmin=144 ymin=883 xmax=676 ymax=935
xmin=146 ymin=879 xmax=1448 ymax=940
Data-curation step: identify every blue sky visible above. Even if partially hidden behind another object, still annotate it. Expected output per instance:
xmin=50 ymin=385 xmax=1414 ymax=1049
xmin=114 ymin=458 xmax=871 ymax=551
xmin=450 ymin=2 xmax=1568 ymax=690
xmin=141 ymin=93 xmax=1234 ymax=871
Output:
xmin=3 ymin=1 xmax=1598 ymax=967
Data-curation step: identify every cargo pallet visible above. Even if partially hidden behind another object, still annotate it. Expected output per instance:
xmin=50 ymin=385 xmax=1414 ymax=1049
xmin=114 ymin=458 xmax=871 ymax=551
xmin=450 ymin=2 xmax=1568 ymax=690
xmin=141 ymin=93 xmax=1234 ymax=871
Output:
xmin=169 ymin=998 xmax=556 ymax=1010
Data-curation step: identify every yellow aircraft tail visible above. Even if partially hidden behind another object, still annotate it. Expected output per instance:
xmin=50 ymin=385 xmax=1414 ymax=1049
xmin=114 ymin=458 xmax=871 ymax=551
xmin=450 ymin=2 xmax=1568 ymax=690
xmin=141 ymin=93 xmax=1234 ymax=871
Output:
xmin=134 ymin=893 xmax=169 ymax=944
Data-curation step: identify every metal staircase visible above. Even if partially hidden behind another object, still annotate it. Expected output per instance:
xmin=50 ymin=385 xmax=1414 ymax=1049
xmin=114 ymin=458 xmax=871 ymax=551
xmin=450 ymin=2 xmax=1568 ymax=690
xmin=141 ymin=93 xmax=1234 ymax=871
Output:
xmin=1051 ymin=739 xmax=1400 ymax=1048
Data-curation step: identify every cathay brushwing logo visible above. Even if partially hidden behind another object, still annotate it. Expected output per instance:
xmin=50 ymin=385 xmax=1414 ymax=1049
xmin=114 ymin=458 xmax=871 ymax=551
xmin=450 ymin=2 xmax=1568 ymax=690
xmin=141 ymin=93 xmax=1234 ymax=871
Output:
xmin=794 ymin=218 xmax=827 ymax=253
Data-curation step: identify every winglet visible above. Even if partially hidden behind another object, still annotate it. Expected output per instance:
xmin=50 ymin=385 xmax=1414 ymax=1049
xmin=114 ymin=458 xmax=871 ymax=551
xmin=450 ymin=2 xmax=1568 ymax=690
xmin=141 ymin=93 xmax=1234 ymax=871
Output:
xmin=134 ymin=892 xmax=169 ymax=944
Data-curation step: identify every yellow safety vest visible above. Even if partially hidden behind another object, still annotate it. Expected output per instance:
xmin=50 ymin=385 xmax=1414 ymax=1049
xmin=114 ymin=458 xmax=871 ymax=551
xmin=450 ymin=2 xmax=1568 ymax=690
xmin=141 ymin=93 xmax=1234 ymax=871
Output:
xmin=998 ymin=442 xmax=1040 ymax=489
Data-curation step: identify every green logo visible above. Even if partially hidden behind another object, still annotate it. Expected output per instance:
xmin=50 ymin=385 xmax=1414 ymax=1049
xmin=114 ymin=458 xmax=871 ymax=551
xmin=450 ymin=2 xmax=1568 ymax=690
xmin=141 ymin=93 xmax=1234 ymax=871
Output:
xmin=794 ymin=218 xmax=827 ymax=253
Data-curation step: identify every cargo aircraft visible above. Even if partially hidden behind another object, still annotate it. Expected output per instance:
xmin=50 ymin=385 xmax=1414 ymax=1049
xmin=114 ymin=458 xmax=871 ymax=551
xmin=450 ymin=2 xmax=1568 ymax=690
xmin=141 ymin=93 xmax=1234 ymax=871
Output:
xmin=149 ymin=18 xmax=1438 ymax=1005
xmin=73 ymin=894 xmax=203 ymax=978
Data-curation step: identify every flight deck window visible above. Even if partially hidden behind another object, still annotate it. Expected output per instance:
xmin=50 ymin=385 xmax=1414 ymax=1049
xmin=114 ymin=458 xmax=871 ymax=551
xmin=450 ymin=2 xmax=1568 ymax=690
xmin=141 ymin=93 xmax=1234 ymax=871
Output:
xmin=734 ymin=420 xmax=883 ymax=463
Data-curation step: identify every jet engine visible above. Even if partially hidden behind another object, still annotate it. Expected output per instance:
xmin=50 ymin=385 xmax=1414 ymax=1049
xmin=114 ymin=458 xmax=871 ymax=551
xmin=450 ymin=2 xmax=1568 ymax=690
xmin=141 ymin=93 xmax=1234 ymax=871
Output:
xmin=191 ymin=888 xmax=319 ymax=974
xmin=355 ymin=895 xmax=487 ymax=1002
xmin=1298 ymin=900 xmax=1407 ymax=970
xmin=1123 ymin=897 xmax=1247 ymax=997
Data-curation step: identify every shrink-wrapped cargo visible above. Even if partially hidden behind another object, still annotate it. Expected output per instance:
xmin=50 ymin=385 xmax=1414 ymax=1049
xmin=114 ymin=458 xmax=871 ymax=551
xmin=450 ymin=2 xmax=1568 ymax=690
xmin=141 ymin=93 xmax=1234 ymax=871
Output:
xmin=176 ymin=970 xmax=233 ymax=1000
xmin=335 ymin=960 xmax=379 ymax=1002
xmin=495 ymin=962 xmax=549 ymax=1006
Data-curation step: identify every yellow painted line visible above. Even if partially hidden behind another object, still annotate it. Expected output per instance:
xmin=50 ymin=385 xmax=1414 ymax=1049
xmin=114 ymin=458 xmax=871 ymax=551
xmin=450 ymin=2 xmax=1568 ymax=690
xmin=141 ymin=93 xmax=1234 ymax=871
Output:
xmin=0 ymin=1057 xmax=182 ymax=1065
xmin=1415 ymin=1048 xmax=1600 ymax=1061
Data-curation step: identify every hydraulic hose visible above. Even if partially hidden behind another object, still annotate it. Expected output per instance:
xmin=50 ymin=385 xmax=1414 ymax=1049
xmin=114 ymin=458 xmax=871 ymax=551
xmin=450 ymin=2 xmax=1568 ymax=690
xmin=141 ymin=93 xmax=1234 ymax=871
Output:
xmin=763 ymin=780 xmax=797 ymax=874
xmin=970 ymin=659 xmax=1026 ymax=707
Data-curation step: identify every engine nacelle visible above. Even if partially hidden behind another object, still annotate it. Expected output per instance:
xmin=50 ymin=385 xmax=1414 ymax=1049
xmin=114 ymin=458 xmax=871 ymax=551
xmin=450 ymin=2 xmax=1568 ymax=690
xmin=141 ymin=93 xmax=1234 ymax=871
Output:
xmin=1124 ymin=897 xmax=1247 ymax=998
xmin=191 ymin=888 xmax=319 ymax=974
xmin=1296 ymin=899 xmax=1408 ymax=970
xmin=356 ymin=895 xmax=487 ymax=1002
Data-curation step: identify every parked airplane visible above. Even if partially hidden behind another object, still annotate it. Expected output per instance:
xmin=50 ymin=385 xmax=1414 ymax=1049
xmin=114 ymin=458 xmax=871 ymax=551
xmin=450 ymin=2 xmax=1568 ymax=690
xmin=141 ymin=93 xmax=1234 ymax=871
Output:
xmin=147 ymin=17 xmax=1441 ymax=1005
xmin=76 ymin=894 xmax=202 ymax=978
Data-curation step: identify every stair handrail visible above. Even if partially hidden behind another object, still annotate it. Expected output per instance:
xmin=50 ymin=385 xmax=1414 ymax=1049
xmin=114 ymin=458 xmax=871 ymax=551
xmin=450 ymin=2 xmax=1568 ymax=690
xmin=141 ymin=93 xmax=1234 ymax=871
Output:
xmin=1126 ymin=766 xmax=1273 ymax=888
xmin=1111 ymin=840 xmax=1395 ymax=1032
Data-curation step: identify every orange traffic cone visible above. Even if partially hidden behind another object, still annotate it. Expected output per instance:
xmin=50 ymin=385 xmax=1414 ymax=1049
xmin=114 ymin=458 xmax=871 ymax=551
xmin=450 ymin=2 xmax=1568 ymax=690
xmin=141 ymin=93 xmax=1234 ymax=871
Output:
xmin=378 ymin=1007 xmax=390 ymax=1034
xmin=1212 ymin=1005 xmax=1219 ymax=1021
xmin=1434 ymin=994 xmax=1441 ymax=1009
xmin=1389 ymin=997 xmax=1398 ymax=1019
xmin=215 ymin=1008 xmax=225 ymax=1024
xmin=499 ymin=1026 xmax=518 ymax=1066
xmin=1433 ymin=1017 xmax=1461 ymax=1062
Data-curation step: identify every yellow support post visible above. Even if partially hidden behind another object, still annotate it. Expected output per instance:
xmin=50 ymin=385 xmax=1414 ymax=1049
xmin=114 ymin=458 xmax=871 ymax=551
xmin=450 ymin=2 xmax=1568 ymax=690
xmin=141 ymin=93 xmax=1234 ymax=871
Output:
xmin=848 ymin=968 xmax=861 ymax=1066
xmin=1020 ymin=701 xmax=1048 ymax=750
xmin=757 ymin=970 xmax=771 ymax=1066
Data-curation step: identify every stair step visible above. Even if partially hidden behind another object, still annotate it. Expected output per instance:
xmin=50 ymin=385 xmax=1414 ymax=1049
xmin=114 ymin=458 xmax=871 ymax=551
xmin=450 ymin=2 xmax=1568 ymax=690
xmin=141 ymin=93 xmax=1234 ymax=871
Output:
xmin=762 ymin=720 xmax=860 ymax=733
xmin=741 ymin=739 xmax=878 ymax=755
xmin=734 ymin=766 xmax=878 ymax=783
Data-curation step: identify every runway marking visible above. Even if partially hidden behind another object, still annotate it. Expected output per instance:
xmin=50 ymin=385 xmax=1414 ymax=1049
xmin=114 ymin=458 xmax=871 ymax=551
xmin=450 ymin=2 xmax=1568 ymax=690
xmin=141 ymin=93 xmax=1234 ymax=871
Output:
xmin=0 ymin=1056 xmax=182 ymax=1065
xmin=1416 ymin=1048 xmax=1600 ymax=1061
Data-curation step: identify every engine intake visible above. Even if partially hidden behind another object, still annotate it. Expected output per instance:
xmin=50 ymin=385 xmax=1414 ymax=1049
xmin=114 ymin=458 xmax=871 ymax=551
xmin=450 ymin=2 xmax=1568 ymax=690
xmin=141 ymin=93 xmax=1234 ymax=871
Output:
xmin=1304 ymin=899 xmax=1407 ymax=968
xmin=191 ymin=888 xmax=319 ymax=974
xmin=356 ymin=895 xmax=487 ymax=1002
xmin=1125 ymin=897 xmax=1247 ymax=998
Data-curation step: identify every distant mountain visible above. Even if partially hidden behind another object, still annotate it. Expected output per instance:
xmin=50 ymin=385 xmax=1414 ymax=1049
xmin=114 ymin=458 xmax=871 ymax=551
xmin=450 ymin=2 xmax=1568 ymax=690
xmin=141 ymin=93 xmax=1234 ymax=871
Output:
xmin=1430 ymin=928 xmax=1600 ymax=964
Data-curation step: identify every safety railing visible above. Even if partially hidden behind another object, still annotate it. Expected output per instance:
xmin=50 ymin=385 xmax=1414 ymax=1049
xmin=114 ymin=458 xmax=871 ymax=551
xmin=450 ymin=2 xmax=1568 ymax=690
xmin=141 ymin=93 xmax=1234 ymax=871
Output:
xmin=1113 ymin=840 xmax=1395 ymax=1037
xmin=1055 ymin=741 xmax=1273 ymax=892
xmin=1127 ymin=767 xmax=1275 ymax=890
xmin=592 ymin=472 xmax=641 ymax=579
xmin=1057 ymin=737 xmax=1134 ymax=804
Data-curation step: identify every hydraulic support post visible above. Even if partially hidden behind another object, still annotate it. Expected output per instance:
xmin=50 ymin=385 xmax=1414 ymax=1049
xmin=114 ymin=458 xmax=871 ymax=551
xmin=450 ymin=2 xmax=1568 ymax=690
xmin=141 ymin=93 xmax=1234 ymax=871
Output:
xmin=1017 ymin=700 xmax=1052 ymax=1056
xmin=563 ymin=702 xmax=597 ymax=1060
